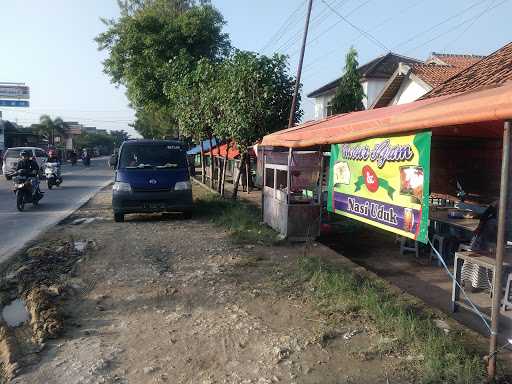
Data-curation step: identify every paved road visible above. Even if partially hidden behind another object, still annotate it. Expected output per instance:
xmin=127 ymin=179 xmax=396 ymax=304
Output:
xmin=0 ymin=157 xmax=113 ymax=262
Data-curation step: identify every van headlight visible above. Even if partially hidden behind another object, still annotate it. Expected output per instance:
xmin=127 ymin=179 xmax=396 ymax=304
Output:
xmin=174 ymin=181 xmax=191 ymax=190
xmin=113 ymin=181 xmax=132 ymax=193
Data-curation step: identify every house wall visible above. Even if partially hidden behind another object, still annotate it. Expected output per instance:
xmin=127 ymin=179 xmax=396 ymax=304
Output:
xmin=362 ymin=79 xmax=388 ymax=109
xmin=313 ymin=92 xmax=335 ymax=120
xmin=389 ymin=77 xmax=431 ymax=106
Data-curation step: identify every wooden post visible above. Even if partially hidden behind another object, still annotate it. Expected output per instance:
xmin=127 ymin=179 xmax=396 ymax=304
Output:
xmin=287 ymin=148 xmax=292 ymax=204
xmin=488 ymin=120 xmax=511 ymax=380
xmin=232 ymin=154 xmax=246 ymax=199
xmin=262 ymin=148 xmax=266 ymax=222
xmin=245 ymin=153 xmax=251 ymax=194
xmin=221 ymin=142 xmax=231 ymax=196
xmin=208 ymin=135 xmax=215 ymax=188
xmin=318 ymin=147 xmax=324 ymax=226
xmin=200 ymin=140 xmax=206 ymax=184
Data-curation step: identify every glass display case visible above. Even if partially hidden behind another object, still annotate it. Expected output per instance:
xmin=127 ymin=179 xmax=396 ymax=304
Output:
xmin=262 ymin=148 xmax=323 ymax=241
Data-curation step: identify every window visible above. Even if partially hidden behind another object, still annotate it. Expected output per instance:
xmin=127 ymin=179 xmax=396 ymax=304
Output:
xmin=5 ymin=149 xmax=24 ymax=158
xmin=35 ymin=149 xmax=47 ymax=158
xmin=265 ymin=168 xmax=274 ymax=188
xmin=276 ymin=170 xmax=287 ymax=191
xmin=289 ymin=168 xmax=320 ymax=204
xmin=119 ymin=145 xmax=186 ymax=169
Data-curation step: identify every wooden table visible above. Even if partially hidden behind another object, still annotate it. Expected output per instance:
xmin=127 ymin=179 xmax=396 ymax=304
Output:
xmin=452 ymin=251 xmax=512 ymax=319
xmin=429 ymin=208 xmax=480 ymax=232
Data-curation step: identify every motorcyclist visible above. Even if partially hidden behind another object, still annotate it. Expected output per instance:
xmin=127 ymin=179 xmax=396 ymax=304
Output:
xmin=16 ymin=150 xmax=43 ymax=198
xmin=82 ymin=149 xmax=91 ymax=166
xmin=47 ymin=148 xmax=60 ymax=164
xmin=69 ymin=150 xmax=78 ymax=165
xmin=16 ymin=150 xmax=40 ymax=176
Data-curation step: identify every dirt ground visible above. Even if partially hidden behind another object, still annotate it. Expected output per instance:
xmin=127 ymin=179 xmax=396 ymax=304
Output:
xmin=7 ymin=187 xmax=415 ymax=384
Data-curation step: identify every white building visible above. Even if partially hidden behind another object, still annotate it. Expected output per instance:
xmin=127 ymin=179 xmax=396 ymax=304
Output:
xmin=370 ymin=53 xmax=484 ymax=109
xmin=307 ymin=52 xmax=422 ymax=120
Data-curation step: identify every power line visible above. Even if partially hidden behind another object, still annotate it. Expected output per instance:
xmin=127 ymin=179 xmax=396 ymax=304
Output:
xmin=441 ymin=0 xmax=499 ymax=51
xmin=406 ymin=0 xmax=508 ymax=54
xmin=276 ymin=0 xmax=346 ymax=54
xmin=289 ymin=0 xmax=375 ymax=59
xmin=300 ymin=0 xmax=423 ymax=76
xmin=260 ymin=0 xmax=307 ymax=53
xmin=320 ymin=0 xmax=388 ymax=51
xmin=391 ymin=0 xmax=491 ymax=51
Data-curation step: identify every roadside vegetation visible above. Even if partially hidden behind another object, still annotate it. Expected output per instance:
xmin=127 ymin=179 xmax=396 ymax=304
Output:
xmin=197 ymin=190 xmax=487 ymax=383
xmin=195 ymin=191 xmax=278 ymax=245
xmin=297 ymin=254 xmax=486 ymax=383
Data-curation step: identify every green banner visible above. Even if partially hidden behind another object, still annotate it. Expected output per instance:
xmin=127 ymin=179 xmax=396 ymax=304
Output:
xmin=328 ymin=131 xmax=431 ymax=244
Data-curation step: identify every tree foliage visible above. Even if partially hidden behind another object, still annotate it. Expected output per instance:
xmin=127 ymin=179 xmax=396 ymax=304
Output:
xmin=110 ymin=129 xmax=131 ymax=147
xmin=97 ymin=0 xmax=302 ymax=154
xmin=96 ymin=0 xmax=230 ymax=138
xmin=329 ymin=47 xmax=365 ymax=115
xmin=217 ymin=51 xmax=300 ymax=152
xmin=36 ymin=115 xmax=67 ymax=145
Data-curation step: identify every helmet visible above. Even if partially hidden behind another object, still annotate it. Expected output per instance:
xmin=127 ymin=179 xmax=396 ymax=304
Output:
xmin=20 ymin=150 xmax=31 ymax=158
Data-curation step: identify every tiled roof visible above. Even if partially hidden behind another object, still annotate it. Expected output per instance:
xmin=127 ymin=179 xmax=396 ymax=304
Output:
xmin=307 ymin=52 xmax=421 ymax=98
xmin=411 ymin=64 xmax=467 ymax=88
xmin=428 ymin=53 xmax=485 ymax=68
xmin=424 ymin=42 xmax=512 ymax=98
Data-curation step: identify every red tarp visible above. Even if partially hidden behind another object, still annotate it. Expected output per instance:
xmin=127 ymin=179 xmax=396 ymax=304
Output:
xmin=261 ymin=83 xmax=512 ymax=148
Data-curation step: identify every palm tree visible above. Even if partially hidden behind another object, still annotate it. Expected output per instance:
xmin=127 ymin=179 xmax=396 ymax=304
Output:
xmin=37 ymin=115 xmax=68 ymax=145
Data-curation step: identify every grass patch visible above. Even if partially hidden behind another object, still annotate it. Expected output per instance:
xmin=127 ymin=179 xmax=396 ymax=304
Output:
xmin=195 ymin=192 xmax=278 ymax=245
xmin=298 ymin=255 xmax=486 ymax=384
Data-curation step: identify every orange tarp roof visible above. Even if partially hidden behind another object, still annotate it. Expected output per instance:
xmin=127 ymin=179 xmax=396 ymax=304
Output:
xmin=206 ymin=142 xmax=240 ymax=159
xmin=262 ymin=83 xmax=512 ymax=148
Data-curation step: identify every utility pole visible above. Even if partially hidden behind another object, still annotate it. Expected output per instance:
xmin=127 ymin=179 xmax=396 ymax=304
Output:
xmin=288 ymin=0 xmax=314 ymax=128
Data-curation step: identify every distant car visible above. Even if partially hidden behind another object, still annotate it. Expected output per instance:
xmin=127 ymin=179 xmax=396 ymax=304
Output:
xmin=2 ymin=147 xmax=47 ymax=180
xmin=111 ymin=140 xmax=193 ymax=222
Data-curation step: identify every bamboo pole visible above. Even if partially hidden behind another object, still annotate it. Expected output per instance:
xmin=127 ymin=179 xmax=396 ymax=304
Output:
xmin=488 ymin=120 xmax=511 ymax=380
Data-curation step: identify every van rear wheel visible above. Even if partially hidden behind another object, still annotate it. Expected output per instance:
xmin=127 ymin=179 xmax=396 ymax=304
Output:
xmin=114 ymin=212 xmax=125 ymax=222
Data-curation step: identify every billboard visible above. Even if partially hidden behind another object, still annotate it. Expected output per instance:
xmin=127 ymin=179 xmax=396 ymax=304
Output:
xmin=0 ymin=85 xmax=30 ymax=99
xmin=327 ymin=131 xmax=431 ymax=244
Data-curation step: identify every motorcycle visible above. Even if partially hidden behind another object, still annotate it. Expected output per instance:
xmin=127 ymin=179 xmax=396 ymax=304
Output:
xmin=12 ymin=170 xmax=43 ymax=211
xmin=45 ymin=162 xmax=63 ymax=189
xmin=82 ymin=156 xmax=91 ymax=167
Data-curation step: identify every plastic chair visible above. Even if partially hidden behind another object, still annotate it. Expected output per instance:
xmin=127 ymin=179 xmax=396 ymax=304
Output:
xmin=400 ymin=237 xmax=420 ymax=258
xmin=430 ymin=234 xmax=446 ymax=265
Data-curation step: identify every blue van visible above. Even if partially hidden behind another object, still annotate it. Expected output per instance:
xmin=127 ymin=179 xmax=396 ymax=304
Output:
xmin=112 ymin=140 xmax=193 ymax=222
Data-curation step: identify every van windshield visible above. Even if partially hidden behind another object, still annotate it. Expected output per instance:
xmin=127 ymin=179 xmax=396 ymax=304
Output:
xmin=119 ymin=144 xmax=186 ymax=169
xmin=5 ymin=149 xmax=26 ymax=159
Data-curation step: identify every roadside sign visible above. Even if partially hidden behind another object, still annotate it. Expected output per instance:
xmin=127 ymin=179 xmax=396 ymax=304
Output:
xmin=328 ymin=131 xmax=432 ymax=244
xmin=0 ymin=100 xmax=29 ymax=107
xmin=0 ymin=85 xmax=30 ymax=99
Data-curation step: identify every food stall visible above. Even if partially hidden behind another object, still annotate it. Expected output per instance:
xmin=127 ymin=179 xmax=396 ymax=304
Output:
xmin=261 ymin=83 xmax=512 ymax=377
xmin=262 ymin=148 xmax=322 ymax=241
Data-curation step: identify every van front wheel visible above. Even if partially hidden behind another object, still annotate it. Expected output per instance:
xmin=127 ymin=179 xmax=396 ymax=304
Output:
xmin=114 ymin=212 xmax=125 ymax=222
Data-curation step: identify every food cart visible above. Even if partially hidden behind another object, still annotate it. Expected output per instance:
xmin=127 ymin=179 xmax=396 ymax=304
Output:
xmin=262 ymin=148 xmax=322 ymax=241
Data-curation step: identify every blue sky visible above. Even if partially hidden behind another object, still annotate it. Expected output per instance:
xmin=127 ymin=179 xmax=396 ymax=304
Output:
xmin=1 ymin=0 xmax=510 ymax=137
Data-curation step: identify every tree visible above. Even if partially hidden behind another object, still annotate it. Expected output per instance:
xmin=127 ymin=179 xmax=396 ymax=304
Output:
xmin=36 ymin=115 xmax=67 ymax=145
xmin=329 ymin=47 xmax=365 ymax=115
xmin=74 ymin=132 xmax=115 ymax=155
xmin=130 ymin=107 xmax=178 ymax=139
xmin=217 ymin=51 xmax=300 ymax=197
xmin=96 ymin=0 xmax=230 ymax=138
xmin=110 ymin=130 xmax=130 ymax=147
